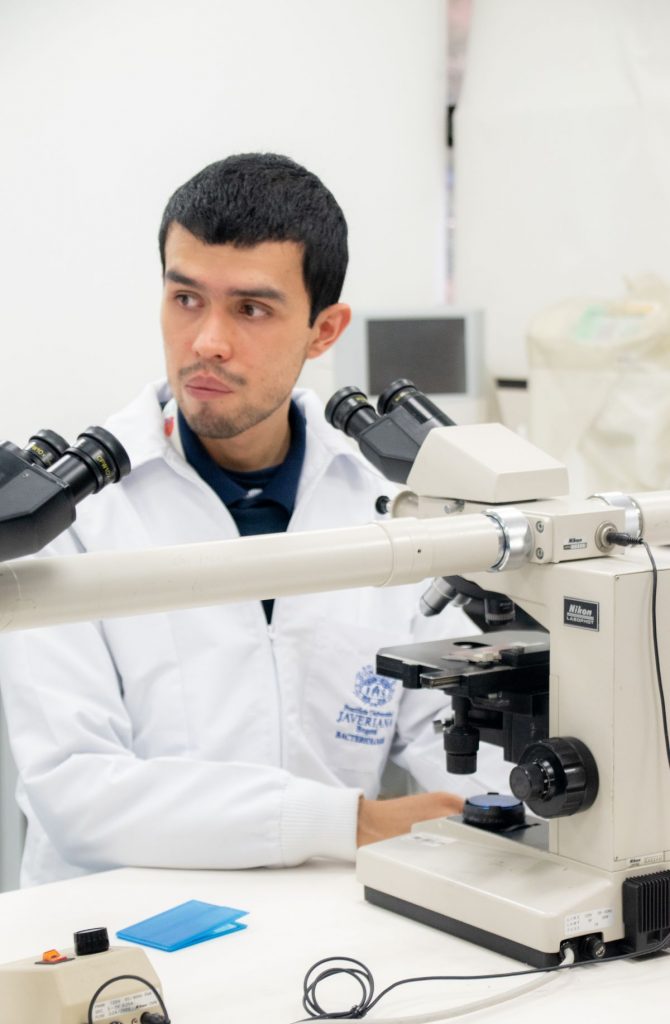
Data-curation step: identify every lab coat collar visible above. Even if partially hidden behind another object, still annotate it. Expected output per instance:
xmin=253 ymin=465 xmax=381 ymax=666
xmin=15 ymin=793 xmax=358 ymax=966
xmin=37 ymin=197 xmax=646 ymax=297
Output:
xmin=103 ymin=379 xmax=366 ymax=482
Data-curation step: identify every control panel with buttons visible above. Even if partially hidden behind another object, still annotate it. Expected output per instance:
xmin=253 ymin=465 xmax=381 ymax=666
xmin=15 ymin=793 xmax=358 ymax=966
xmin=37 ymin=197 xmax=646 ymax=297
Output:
xmin=0 ymin=926 xmax=166 ymax=1024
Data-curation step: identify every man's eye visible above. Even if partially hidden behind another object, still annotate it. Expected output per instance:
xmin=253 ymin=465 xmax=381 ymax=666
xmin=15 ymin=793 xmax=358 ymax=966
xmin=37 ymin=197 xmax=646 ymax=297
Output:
xmin=239 ymin=302 xmax=266 ymax=318
xmin=175 ymin=293 xmax=197 ymax=308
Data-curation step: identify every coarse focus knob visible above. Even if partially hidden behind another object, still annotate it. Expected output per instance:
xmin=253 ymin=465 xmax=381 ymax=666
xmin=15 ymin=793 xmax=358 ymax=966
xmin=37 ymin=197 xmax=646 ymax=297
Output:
xmin=74 ymin=927 xmax=110 ymax=956
xmin=510 ymin=736 xmax=599 ymax=818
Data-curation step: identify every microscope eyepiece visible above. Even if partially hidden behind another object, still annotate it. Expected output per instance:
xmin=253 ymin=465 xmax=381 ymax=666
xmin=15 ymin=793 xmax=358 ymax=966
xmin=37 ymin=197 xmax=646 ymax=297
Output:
xmin=377 ymin=378 xmax=456 ymax=427
xmin=376 ymin=379 xmax=417 ymax=414
xmin=0 ymin=425 xmax=131 ymax=561
xmin=50 ymin=426 xmax=131 ymax=504
xmin=325 ymin=386 xmax=380 ymax=439
xmin=21 ymin=430 xmax=70 ymax=470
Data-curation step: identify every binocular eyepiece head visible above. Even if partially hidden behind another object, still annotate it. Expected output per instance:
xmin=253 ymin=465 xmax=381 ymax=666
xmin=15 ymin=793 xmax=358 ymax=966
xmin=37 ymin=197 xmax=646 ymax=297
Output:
xmin=22 ymin=426 xmax=130 ymax=501
xmin=0 ymin=425 xmax=131 ymax=561
xmin=325 ymin=380 xmax=454 ymax=484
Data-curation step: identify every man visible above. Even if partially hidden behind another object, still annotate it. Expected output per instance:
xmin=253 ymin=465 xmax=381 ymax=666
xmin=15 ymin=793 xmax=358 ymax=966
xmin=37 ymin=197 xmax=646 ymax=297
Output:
xmin=0 ymin=154 xmax=507 ymax=885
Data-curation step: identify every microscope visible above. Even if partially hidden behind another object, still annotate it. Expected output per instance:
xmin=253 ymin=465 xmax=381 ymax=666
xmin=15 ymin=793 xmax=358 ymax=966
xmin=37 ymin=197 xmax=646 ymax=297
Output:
xmin=0 ymin=384 xmax=668 ymax=982
xmin=325 ymin=380 xmax=670 ymax=967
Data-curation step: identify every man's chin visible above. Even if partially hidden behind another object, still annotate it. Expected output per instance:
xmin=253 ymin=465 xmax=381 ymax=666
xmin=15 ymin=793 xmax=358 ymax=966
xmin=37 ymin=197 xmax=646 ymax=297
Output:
xmin=185 ymin=414 xmax=243 ymax=440
xmin=183 ymin=405 xmax=270 ymax=441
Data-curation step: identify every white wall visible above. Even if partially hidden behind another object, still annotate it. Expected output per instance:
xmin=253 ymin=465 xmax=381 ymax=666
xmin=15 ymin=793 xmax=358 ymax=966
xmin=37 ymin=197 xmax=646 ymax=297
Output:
xmin=0 ymin=0 xmax=448 ymax=444
xmin=454 ymin=0 xmax=670 ymax=379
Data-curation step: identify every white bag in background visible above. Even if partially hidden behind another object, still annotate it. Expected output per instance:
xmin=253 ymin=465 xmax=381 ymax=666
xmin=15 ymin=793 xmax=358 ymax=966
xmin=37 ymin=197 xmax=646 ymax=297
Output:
xmin=527 ymin=276 xmax=670 ymax=496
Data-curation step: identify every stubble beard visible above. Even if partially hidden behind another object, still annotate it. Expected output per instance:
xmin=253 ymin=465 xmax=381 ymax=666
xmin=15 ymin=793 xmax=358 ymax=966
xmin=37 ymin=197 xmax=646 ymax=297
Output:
xmin=176 ymin=348 xmax=307 ymax=439
xmin=184 ymin=388 xmax=292 ymax=439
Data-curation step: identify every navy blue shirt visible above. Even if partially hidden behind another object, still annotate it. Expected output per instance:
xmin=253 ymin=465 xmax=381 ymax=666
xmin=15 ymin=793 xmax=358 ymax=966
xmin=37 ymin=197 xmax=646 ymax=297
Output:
xmin=178 ymin=402 xmax=307 ymax=622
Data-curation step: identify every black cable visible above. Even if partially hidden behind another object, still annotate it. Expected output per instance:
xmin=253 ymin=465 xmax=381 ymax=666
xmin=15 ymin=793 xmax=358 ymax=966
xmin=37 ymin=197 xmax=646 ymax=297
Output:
xmin=605 ymin=532 xmax=670 ymax=770
xmin=641 ymin=539 xmax=670 ymax=771
xmin=303 ymin=957 xmax=374 ymax=1018
xmin=86 ymin=973 xmax=170 ymax=1024
xmin=298 ymin=932 xmax=670 ymax=1020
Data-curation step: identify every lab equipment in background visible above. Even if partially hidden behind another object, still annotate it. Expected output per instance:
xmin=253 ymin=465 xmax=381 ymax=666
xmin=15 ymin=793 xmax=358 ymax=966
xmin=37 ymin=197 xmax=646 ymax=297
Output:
xmin=332 ymin=307 xmax=489 ymax=424
xmin=527 ymin=276 xmax=670 ymax=495
xmin=0 ymin=925 xmax=169 ymax=1024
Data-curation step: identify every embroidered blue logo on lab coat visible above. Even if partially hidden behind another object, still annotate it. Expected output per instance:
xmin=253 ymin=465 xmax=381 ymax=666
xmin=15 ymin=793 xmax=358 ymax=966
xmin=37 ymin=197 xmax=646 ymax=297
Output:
xmin=334 ymin=666 xmax=397 ymax=747
xmin=354 ymin=665 xmax=396 ymax=707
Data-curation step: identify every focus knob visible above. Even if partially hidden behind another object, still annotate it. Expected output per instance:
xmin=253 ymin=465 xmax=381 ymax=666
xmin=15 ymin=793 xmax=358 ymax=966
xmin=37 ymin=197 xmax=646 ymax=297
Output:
xmin=509 ymin=762 xmax=547 ymax=803
xmin=510 ymin=737 xmax=599 ymax=818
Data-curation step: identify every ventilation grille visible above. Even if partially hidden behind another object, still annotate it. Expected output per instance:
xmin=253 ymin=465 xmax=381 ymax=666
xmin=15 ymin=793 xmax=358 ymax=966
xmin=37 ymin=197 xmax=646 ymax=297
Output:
xmin=622 ymin=871 xmax=670 ymax=952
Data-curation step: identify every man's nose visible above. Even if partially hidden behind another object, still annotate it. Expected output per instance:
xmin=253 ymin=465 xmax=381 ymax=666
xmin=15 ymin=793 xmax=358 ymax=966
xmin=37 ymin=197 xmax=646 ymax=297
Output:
xmin=192 ymin=310 xmax=235 ymax=360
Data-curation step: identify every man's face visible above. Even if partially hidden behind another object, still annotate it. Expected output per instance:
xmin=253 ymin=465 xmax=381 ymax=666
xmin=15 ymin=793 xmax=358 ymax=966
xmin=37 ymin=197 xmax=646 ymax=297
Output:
xmin=161 ymin=224 xmax=323 ymax=441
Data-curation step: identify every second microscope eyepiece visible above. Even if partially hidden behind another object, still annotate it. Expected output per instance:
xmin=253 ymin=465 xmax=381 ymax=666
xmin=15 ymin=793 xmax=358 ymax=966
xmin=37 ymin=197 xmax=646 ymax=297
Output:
xmin=377 ymin=378 xmax=456 ymax=427
xmin=50 ymin=426 xmax=131 ymax=504
xmin=21 ymin=430 xmax=70 ymax=470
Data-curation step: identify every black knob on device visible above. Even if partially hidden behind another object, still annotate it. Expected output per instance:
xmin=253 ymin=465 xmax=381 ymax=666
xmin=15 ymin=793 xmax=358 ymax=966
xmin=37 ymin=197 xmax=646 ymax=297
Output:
xmin=74 ymin=927 xmax=109 ymax=956
xmin=580 ymin=934 xmax=606 ymax=960
xmin=509 ymin=736 xmax=599 ymax=818
xmin=509 ymin=762 xmax=547 ymax=803
xmin=375 ymin=495 xmax=391 ymax=515
xmin=444 ymin=722 xmax=480 ymax=774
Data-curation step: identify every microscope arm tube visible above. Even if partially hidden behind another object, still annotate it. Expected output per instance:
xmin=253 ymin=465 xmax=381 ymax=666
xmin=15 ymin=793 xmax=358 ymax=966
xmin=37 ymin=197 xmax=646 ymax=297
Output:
xmin=0 ymin=513 xmax=504 ymax=633
xmin=592 ymin=490 xmax=670 ymax=545
xmin=630 ymin=491 xmax=670 ymax=545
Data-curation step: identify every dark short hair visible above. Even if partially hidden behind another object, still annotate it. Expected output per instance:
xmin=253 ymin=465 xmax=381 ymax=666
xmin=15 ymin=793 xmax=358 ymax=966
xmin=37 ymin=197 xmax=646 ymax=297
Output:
xmin=159 ymin=153 xmax=348 ymax=325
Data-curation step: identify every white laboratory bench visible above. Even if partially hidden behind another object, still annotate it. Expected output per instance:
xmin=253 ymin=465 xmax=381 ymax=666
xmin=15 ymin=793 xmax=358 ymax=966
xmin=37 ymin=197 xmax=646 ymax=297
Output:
xmin=0 ymin=860 xmax=667 ymax=1023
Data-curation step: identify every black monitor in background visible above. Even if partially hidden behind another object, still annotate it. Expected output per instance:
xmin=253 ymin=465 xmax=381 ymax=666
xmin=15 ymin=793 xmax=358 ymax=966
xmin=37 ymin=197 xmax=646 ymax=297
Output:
xmin=367 ymin=317 xmax=468 ymax=396
xmin=333 ymin=308 xmax=487 ymax=424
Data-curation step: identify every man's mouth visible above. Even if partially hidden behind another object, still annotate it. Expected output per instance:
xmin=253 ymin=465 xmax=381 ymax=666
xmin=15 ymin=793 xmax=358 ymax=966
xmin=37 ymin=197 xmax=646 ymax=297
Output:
xmin=183 ymin=374 xmax=235 ymax=398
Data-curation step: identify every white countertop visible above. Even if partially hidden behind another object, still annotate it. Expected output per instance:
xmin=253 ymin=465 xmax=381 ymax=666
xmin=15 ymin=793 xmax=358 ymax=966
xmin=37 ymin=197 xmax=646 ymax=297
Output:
xmin=0 ymin=861 xmax=667 ymax=1023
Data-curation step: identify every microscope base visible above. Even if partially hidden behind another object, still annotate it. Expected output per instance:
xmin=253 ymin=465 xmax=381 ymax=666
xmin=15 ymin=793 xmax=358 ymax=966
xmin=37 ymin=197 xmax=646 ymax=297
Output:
xmin=364 ymin=885 xmax=561 ymax=966
xmin=356 ymin=817 xmax=627 ymax=967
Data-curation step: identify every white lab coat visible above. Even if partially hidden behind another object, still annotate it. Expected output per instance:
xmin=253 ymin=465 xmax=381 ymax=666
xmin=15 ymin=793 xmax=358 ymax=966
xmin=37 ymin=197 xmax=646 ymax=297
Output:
xmin=0 ymin=383 xmax=509 ymax=886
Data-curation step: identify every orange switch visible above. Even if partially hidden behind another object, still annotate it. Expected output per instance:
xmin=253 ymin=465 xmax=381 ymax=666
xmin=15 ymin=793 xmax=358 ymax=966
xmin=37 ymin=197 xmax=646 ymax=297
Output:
xmin=41 ymin=949 xmax=68 ymax=964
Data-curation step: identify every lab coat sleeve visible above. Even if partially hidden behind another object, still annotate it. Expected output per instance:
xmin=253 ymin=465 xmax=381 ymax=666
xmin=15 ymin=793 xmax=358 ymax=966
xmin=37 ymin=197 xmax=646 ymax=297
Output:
xmin=388 ymin=602 xmax=514 ymax=798
xmin=0 ymin=546 xmax=360 ymax=877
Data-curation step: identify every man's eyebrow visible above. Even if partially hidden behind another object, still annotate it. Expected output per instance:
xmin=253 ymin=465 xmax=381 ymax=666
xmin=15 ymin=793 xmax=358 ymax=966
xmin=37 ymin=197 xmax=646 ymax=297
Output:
xmin=164 ymin=271 xmax=286 ymax=304
xmin=164 ymin=269 xmax=201 ymax=288
xmin=227 ymin=287 xmax=287 ymax=304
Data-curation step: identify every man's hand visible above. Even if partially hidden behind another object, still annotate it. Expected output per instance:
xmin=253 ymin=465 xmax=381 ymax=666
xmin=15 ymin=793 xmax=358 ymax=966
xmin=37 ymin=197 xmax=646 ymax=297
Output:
xmin=356 ymin=791 xmax=464 ymax=847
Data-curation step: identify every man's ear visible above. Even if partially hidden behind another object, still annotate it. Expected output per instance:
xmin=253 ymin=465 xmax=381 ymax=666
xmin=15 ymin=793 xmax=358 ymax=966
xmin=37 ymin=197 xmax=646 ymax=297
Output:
xmin=306 ymin=303 xmax=352 ymax=359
